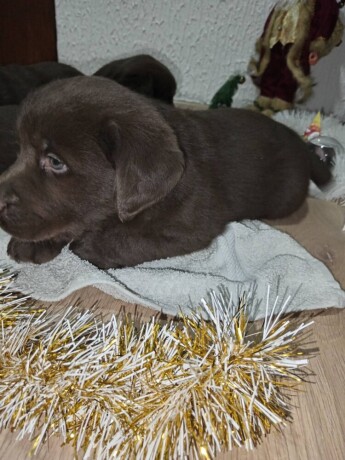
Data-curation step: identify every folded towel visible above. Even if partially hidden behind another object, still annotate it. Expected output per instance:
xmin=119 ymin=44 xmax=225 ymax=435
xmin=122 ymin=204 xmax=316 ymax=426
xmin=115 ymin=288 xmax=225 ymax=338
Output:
xmin=1 ymin=219 xmax=344 ymax=319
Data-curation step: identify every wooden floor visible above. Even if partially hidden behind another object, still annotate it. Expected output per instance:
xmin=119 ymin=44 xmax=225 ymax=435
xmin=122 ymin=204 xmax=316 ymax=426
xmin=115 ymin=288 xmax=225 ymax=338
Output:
xmin=0 ymin=287 xmax=344 ymax=460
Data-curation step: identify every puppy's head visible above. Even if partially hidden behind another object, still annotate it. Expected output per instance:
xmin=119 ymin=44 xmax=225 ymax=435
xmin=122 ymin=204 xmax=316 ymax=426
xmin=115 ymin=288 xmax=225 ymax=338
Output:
xmin=0 ymin=76 xmax=184 ymax=242
xmin=94 ymin=54 xmax=177 ymax=104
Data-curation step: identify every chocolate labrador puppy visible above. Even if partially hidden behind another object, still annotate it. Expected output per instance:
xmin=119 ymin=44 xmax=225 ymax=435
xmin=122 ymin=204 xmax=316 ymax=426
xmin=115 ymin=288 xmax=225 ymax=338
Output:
xmin=0 ymin=76 xmax=331 ymax=269
xmin=0 ymin=56 xmax=176 ymax=107
xmin=0 ymin=62 xmax=82 ymax=105
xmin=94 ymin=54 xmax=176 ymax=104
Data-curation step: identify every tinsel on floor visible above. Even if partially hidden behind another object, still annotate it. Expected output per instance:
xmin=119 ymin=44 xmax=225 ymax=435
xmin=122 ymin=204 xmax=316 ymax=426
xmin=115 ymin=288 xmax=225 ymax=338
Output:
xmin=0 ymin=268 xmax=313 ymax=459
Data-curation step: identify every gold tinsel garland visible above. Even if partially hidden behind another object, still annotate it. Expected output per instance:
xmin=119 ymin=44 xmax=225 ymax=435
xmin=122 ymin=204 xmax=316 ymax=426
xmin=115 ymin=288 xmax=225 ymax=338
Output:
xmin=0 ymin=268 xmax=313 ymax=459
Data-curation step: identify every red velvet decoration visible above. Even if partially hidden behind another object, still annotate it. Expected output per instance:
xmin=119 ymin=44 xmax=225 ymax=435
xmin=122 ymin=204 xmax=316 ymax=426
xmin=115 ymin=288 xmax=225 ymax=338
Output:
xmin=254 ymin=0 xmax=342 ymax=105
xmin=260 ymin=43 xmax=298 ymax=103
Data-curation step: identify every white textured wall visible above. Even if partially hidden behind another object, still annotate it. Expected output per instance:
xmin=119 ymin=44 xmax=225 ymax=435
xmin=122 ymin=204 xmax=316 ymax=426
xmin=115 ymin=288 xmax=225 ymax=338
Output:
xmin=55 ymin=0 xmax=345 ymax=118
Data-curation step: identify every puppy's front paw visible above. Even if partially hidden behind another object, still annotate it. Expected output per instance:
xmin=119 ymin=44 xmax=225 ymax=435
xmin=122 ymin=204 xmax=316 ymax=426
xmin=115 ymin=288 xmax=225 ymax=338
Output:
xmin=7 ymin=238 xmax=65 ymax=264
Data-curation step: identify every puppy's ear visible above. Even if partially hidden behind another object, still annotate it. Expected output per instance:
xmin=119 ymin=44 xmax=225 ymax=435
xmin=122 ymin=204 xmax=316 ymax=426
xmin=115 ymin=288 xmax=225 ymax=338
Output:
xmin=101 ymin=115 xmax=184 ymax=222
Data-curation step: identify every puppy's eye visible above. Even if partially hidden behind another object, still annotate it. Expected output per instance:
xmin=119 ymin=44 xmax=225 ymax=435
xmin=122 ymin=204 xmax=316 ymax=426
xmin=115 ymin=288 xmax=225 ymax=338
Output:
xmin=47 ymin=153 xmax=64 ymax=170
xmin=41 ymin=153 xmax=67 ymax=173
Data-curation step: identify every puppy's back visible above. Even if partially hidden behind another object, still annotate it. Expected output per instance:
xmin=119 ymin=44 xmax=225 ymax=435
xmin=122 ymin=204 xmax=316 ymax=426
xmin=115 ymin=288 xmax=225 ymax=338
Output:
xmin=160 ymin=106 xmax=316 ymax=220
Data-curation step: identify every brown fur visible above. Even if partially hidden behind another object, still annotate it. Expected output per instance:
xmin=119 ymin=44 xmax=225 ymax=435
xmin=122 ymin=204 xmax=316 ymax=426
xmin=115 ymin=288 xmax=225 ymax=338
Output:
xmin=94 ymin=54 xmax=176 ymax=104
xmin=0 ymin=76 xmax=331 ymax=268
xmin=0 ymin=62 xmax=82 ymax=105
xmin=0 ymin=105 xmax=18 ymax=173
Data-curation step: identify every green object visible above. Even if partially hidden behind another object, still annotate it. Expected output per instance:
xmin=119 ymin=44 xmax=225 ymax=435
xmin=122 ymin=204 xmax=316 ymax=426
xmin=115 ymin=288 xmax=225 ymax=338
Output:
xmin=209 ymin=74 xmax=245 ymax=109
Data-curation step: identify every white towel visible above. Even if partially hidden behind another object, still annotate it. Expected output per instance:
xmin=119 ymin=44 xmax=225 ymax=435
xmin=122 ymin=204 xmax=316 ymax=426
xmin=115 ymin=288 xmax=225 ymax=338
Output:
xmin=1 ymin=219 xmax=344 ymax=319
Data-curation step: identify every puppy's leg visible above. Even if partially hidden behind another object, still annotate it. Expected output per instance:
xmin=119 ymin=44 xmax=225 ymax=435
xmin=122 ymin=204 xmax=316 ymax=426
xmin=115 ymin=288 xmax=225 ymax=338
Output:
xmin=70 ymin=238 xmax=123 ymax=269
xmin=7 ymin=238 xmax=67 ymax=264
